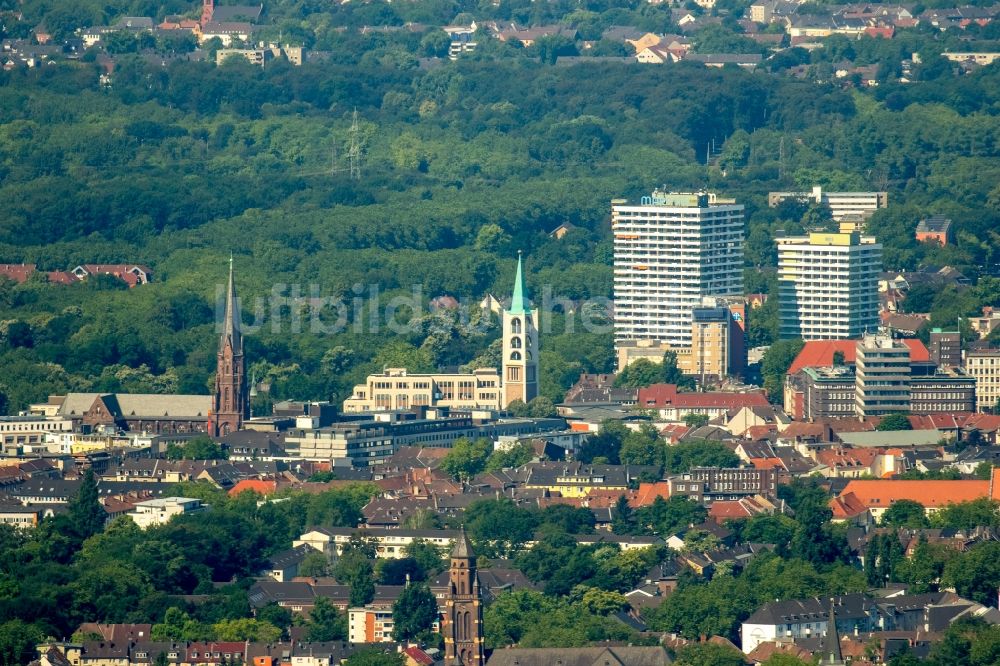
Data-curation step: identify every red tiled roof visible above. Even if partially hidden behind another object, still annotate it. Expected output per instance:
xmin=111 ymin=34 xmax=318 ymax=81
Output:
xmin=780 ymin=422 xmax=832 ymax=440
xmin=745 ymin=424 xmax=777 ymax=440
xmin=638 ymin=384 xmax=769 ymax=409
xmin=747 ymin=642 xmax=814 ymax=664
xmin=815 ymin=447 xmax=879 ymax=469
xmin=829 ymin=491 xmax=868 ymax=519
xmin=750 ymin=458 xmax=785 ymax=470
xmin=227 ymin=479 xmax=277 ymax=496
xmin=708 ymin=499 xmax=754 ymax=519
xmin=46 ymin=271 xmax=78 ymax=285
xmin=839 ymin=480 xmax=990 ymax=509
xmin=632 ymin=482 xmax=670 ymax=507
xmin=0 ymin=264 xmax=37 ymax=283
xmin=403 ymin=647 xmax=434 ymax=666
xmin=788 ymin=339 xmax=930 ymax=374
xmin=659 ymin=423 xmax=691 ymax=443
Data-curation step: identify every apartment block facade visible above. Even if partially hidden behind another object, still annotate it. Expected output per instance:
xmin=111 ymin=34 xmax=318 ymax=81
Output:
xmin=668 ymin=467 xmax=779 ymax=505
xmin=612 ymin=190 xmax=744 ymax=372
xmin=777 ymin=232 xmax=881 ymax=340
xmin=343 ymin=368 xmax=502 ymax=413
xmin=965 ymin=348 xmax=1000 ymax=413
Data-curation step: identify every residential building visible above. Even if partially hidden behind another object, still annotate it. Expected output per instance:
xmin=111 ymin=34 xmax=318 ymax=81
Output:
xmin=0 ymin=501 xmax=44 ymax=528
xmin=199 ymin=21 xmax=252 ymax=46
xmin=216 ymin=47 xmax=271 ymax=66
xmin=294 ymin=527 xmax=458 ymax=559
xmin=348 ymin=606 xmax=401 ymax=643
xmin=71 ymin=264 xmax=152 ymax=286
xmin=777 ymin=232 xmax=881 ymax=340
xmin=969 ymin=307 xmax=1000 ymax=339
xmin=612 ymin=191 xmax=744 ymax=353
xmin=768 ymin=187 xmax=887 ymax=222
xmin=741 ymin=591 xmax=991 ymax=654
xmin=266 ymin=544 xmax=315 ymax=582
xmin=210 ymin=258 xmax=249 ymax=436
xmin=128 ymin=497 xmax=205 ymax=528
xmin=833 ymin=479 xmax=993 ymax=523
xmin=486 ymin=648 xmax=672 ymax=666
xmin=343 ymin=368 xmax=502 ymax=413
xmin=636 ymin=383 xmax=769 ymax=420
xmin=616 ymin=296 xmax=747 ymax=380
xmin=855 ymin=334 xmax=911 ymax=417
xmin=941 ymin=52 xmax=1000 ymax=65
xmin=929 ymin=329 xmax=962 ymax=368
xmin=502 ymin=253 xmax=539 ymax=407
xmin=0 ymin=415 xmax=72 ymax=450
xmin=519 ymin=462 xmax=657 ymax=498
xmin=668 ymin=467 xmax=779 ymax=504
xmin=965 ymin=348 xmax=1000 ymax=412
xmin=443 ymin=23 xmax=477 ymax=58
xmin=689 ymin=303 xmax=739 ymax=381
xmin=916 ymin=215 xmax=952 ymax=245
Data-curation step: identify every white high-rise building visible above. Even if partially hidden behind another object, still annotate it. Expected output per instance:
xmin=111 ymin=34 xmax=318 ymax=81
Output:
xmin=612 ymin=191 xmax=744 ymax=351
xmin=777 ymin=231 xmax=881 ymax=340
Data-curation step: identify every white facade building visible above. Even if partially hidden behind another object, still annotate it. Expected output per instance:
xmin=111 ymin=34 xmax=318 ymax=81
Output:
xmin=612 ymin=191 xmax=744 ymax=351
xmin=768 ymin=186 xmax=888 ymax=221
xmin=777 ymin=232 xmax=881 ymax=340
xmin=965 ymin=348 xmax=1000 ymax=412
xmin=128 ymin=496 xmax=205 ymax=529
xmin=294 ymin=527 xmax=457 ymax=559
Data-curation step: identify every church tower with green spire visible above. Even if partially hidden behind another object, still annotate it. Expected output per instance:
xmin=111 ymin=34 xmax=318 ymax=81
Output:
xmin=502 ymin=252 xmax=538 ymax=407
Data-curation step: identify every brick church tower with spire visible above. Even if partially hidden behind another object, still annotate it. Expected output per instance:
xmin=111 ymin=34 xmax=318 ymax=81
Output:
xmin=209 ymin=258 xmax=248 ymax=436
xmin=442 ymin=528 xmax=484 ymax=666
xmin=201 ymin=0 xmax=214 ymax=27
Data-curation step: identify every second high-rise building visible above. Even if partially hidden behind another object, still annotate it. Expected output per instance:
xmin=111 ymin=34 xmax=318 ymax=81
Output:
xmin=777 ymin=231 xmax=881 ymax=341
xmin=612 ymin=191 xmax=744 ymax=351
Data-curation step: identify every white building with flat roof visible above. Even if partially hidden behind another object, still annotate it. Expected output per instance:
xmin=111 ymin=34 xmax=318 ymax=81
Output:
xmin=128 ymin=496 xmax=205 ymax=529
xmin=777 ymin=232 xmax=881 ymax=340
xmin=612 ymin=191 xmax=744 ymax=352
xmin=769 ymin=186 xmax=888 ymax=222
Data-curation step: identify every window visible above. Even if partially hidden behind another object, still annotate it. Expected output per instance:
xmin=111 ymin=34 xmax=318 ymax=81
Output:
xmin=510 ymin=351 xmax=522 ymax=361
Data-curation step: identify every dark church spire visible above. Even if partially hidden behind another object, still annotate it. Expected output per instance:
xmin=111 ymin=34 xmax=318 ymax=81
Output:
xmin=220 ymin=254 xmax=242 ymax=354
xmin=210 ymin=255 xmax=248 ymax=437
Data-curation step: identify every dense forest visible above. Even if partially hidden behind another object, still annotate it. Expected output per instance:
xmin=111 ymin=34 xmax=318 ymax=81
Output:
xmin=2 ymin=19 xmax=1000 ymax=409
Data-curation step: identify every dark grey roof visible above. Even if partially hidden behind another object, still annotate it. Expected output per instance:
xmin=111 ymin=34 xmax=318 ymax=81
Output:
xmin=211 ymin=4 xmax=263 ymax=22
xmin=745 ymin=594 xmax=871 ymax=625
xmin=916 ymin=215 xmax=951 ymax=233
xmin=268 ymin=544 xmax=315 ymax=570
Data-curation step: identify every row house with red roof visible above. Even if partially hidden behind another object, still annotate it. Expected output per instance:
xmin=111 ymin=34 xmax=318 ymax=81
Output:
xmin=637 ymin=384 xmax=770 ymax=420
xmin=0 ymin=263 xmax=152 ymax=287
xmin=830 ymin=475 xmax=998 ymax=524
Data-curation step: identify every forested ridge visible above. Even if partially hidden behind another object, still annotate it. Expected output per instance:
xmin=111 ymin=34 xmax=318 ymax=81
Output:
xmin=1 ymin=43 xmax=1000 ymax=409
